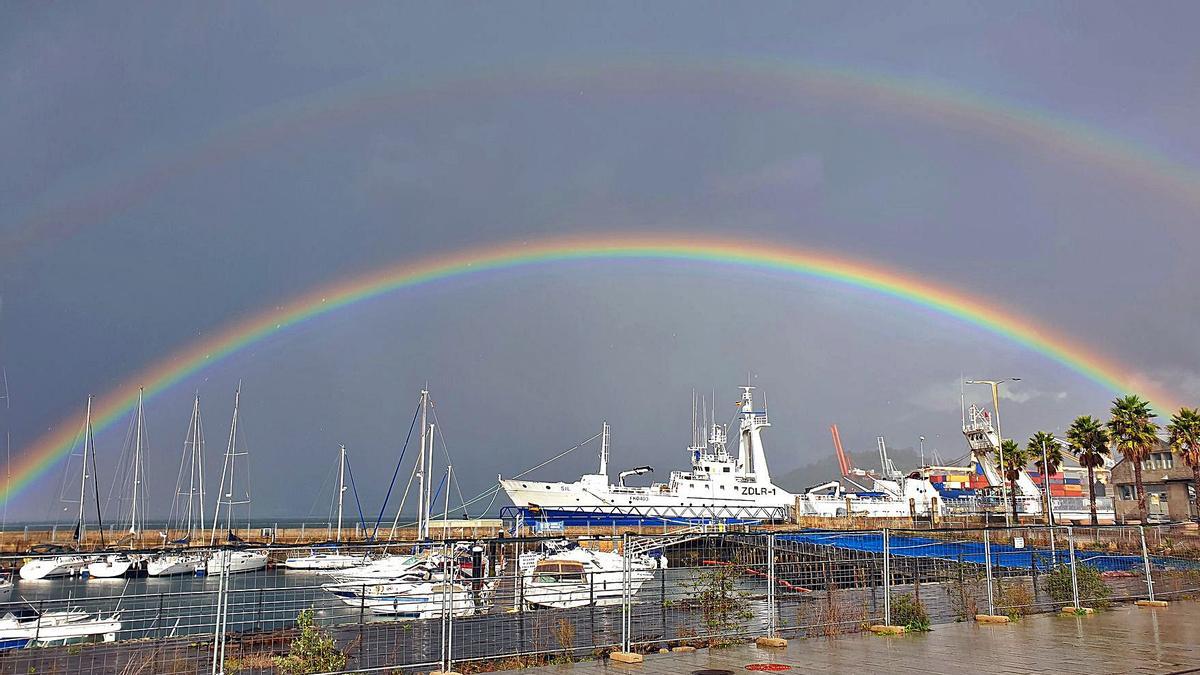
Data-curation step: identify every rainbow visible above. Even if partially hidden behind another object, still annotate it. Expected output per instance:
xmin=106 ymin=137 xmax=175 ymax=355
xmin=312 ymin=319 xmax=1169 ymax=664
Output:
xmin=4 ymin=234 xmax=1182 ymax=503
xmin=8 ymin=57 xmax=1200 ymax=254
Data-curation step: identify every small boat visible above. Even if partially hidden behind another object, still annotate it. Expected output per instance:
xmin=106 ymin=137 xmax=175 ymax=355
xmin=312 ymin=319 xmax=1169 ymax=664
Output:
xmin=324 ymin=580 xmax=475 ymax=618
xmin=206 ymin=548 xmax=268 ymax=575
xmin=146 ymin=551 xmax=206 ymax=577
xmin=324 ymin=554 xmax=431 ymax=582
xmin=519 ymin=542 xmax=653 ymax=609
xmin=0 ymin=608 xmax=122 ymax=649
xmin=86 ymin=554 xmax=137 ymax=579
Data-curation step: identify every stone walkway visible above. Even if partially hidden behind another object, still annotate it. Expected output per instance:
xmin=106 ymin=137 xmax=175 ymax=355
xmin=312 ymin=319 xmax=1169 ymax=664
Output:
xmin=515 ymin=601 xmax=1200 ymax=674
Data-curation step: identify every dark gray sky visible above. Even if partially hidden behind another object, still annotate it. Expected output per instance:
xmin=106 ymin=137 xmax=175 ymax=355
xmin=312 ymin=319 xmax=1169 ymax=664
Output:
xmin=2 ymin=2 xmax=1198 ymax=521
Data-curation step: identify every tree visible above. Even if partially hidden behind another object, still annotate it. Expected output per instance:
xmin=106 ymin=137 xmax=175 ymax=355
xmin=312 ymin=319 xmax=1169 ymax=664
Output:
xmin=1028 ymin=431 xmax=1063 ymax=524
xmin=1066 ymin=416 xmax=1109 ymax=526
xmin=1107 ymin=395 xmax=1159 ymax=523
xmin=999 ymin=439 xmax=1032 ymax=521
xmin=1167 ymin=407 xmax=1200 ymax=522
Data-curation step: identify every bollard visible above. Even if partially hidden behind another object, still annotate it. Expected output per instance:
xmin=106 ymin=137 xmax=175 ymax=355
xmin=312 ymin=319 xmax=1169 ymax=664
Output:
xmin=1067 ymin=526 xmax=1080 ymax=609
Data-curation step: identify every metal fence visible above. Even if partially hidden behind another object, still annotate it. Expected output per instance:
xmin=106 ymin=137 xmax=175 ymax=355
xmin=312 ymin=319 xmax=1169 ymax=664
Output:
xmin=1 ymin=524 xmax=1197 ymax=674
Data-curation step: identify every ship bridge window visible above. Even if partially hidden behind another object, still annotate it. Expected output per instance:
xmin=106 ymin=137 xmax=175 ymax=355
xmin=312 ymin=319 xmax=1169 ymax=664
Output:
xmin=723 ymin=467 xmax=730 ymax=472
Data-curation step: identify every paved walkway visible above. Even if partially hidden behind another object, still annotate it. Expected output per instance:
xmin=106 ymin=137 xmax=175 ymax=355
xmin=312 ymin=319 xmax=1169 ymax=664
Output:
xmin=517 ymin=601 xmax=1200 ymax=674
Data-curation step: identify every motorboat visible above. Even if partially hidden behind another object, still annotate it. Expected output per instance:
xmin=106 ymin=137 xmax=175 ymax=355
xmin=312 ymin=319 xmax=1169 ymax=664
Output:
xmin=0 ymin=608 xmax=122 ymax=649
xmin=206 ymin=549 xmax=268 ymax=575
xmin=519 ymin=542 xmax=653 ymax=609
xmin=324 ymin=580 xmax=475 ymax=618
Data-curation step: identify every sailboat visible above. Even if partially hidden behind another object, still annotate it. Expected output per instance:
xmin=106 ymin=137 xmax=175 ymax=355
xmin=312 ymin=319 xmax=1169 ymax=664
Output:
xmin=147 ymin=394 xmax=208 ymax=577
xmin=89 ymin=389 xmax=150 ymax=579
xmin=207 ymin=386 xmax=267 ymax=575
xmin=284 ymin=445 xmax=366 ymax=571
xmin=20 ymin=397 xmax=103 ymax=581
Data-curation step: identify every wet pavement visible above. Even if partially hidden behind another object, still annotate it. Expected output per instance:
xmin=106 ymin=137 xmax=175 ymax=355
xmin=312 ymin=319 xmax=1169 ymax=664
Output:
xmin=515 ymin=600 xmax=1200 ymax=674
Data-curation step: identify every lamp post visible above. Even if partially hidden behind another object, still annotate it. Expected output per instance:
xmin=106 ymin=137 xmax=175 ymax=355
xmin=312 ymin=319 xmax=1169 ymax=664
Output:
xmin=966 ymin=378 xmax=1021 ymax=526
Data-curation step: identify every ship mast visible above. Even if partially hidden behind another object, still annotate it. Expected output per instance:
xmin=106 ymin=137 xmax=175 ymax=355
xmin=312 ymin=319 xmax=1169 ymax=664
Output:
xmin=129 ymin=388 xmax=146 ymax=540
xmin=76 ymin=396 xmax=93 ymax=544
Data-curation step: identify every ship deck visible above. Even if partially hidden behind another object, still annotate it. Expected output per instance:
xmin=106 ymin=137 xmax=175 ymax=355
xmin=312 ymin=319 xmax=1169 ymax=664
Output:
xmin=516 ymin=601 xmax=1199 ymax=674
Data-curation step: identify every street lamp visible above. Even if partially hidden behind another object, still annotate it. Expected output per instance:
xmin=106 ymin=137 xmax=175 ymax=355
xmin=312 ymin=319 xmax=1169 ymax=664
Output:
xmin=966 ymin=378 xmax=1021 ymax=525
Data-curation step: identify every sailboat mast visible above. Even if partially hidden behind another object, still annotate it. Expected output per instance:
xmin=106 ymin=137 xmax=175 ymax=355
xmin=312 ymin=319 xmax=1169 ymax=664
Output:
xmin=225 ymin=387 xmax=240 ymax=537
xmin=417 ymin=389 xmax=429 ymax=540
xmin=425 ymin=422 xmax=435 ymax=538
xmin=77 ymin=396 xmax=93 ymax=544
xmin=337 ymin=444 xmax=346 ymax=543
xmin=130 ymin=388 xmax=144 ymax=538
xmin=195 ymin=395 xmax=205 ymax=537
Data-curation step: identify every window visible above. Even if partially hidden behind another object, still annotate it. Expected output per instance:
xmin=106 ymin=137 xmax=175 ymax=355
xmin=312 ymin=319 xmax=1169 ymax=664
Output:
xmin=723 ymin=467 xmax=731 ymax=473
xmin=1118 ymin=485 xmax=1136 ymax=500
xmin=1142 ymin=452 xmax=1174 ymax=470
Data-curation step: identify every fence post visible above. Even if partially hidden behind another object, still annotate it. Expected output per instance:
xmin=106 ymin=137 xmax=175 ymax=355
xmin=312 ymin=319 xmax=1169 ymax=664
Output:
xmin=1067 ymin=526 xmax=1079 ymax=609
xmin=767 ymin=533 xmax=777 ymax=638
xmin=1139 ymin=525 xmax=1155 ymax=601
xmin=440 ymin=542 xmax=452 ymax=674
xmin=210 ymin=548 xmax=229 ymax=675
xmin=882 ymin=528 xmax=891 ymax=626
xmin=621 ymin=532 xmax=631 ymax=653
xmin=983 ymin=528 xmax=995 ymax=616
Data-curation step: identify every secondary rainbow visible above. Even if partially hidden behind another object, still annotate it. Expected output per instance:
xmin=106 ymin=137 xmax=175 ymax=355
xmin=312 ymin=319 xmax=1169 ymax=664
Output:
xmin=3 ymin=235 xmax=1182 ymax=503
xmin=9 ymin=57 xmax=1200 ymax=255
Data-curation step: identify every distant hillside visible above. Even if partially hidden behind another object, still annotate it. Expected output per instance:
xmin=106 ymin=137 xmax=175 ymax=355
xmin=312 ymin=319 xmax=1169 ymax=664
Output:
xmin=774 ymin=446 xmax=923 ymax=493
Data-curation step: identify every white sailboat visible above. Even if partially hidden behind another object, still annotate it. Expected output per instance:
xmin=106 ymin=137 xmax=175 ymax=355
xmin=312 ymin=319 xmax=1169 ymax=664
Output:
xmin=147 ymin=394 xmax=208 ymax=577
xmin=284 ymin=445 xmax=366 ymax=571
xmin=21 ymin=397 xmax=103 ymax=581
xmin=89 ymin=389 xmax=150 ymax=579
xmin=207 ymin=386 xmax=267 ymax=575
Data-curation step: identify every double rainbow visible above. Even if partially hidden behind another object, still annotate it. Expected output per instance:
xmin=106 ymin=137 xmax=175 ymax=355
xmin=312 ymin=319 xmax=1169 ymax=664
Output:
xmin=3 ymin=235 xmax=1179 ymax=503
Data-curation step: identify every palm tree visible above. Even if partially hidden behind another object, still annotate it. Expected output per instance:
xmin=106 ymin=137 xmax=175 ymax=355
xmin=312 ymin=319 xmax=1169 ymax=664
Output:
xmin=999 ymin=438 xmax=1032 ymax=521
xmin=1107 ymin=395 xmax=1159 ymax=522
xmin=1066 ymin=416 xmax=1109 ymax=526
xmin=1166 ymin=407 xmax=1200 ymax=522
xmin=1028 ymin=431 xmax=1063 ymax=523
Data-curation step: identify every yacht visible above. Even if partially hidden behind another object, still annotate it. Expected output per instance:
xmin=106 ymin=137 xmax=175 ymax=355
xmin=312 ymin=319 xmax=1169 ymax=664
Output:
xmin=0 ymin=608 xmax=121 ymax=649
xmin=519 ymin=541 xmax=654 ymax=609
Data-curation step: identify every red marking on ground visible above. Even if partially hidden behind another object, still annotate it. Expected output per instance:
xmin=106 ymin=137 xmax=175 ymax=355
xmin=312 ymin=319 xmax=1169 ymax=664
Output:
xmin=746 ymin=664 xmax=792 ymax=671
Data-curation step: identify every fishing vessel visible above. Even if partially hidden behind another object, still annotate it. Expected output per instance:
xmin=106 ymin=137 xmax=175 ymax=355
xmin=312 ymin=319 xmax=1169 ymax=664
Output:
xmin=519 ymin=541 xmax=654 ymax=609
xmin=207 ymin=386 xmax=267 ymax=575
xmin=148 ymin=394 xmax=207 ymax=577
xmin=0 ymin=608 xmax=121 ymax=649
xmin=501 ymin=387 xmax=794 ymax=521
xmin=797 ymin=432 xmax=939 ymax=517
